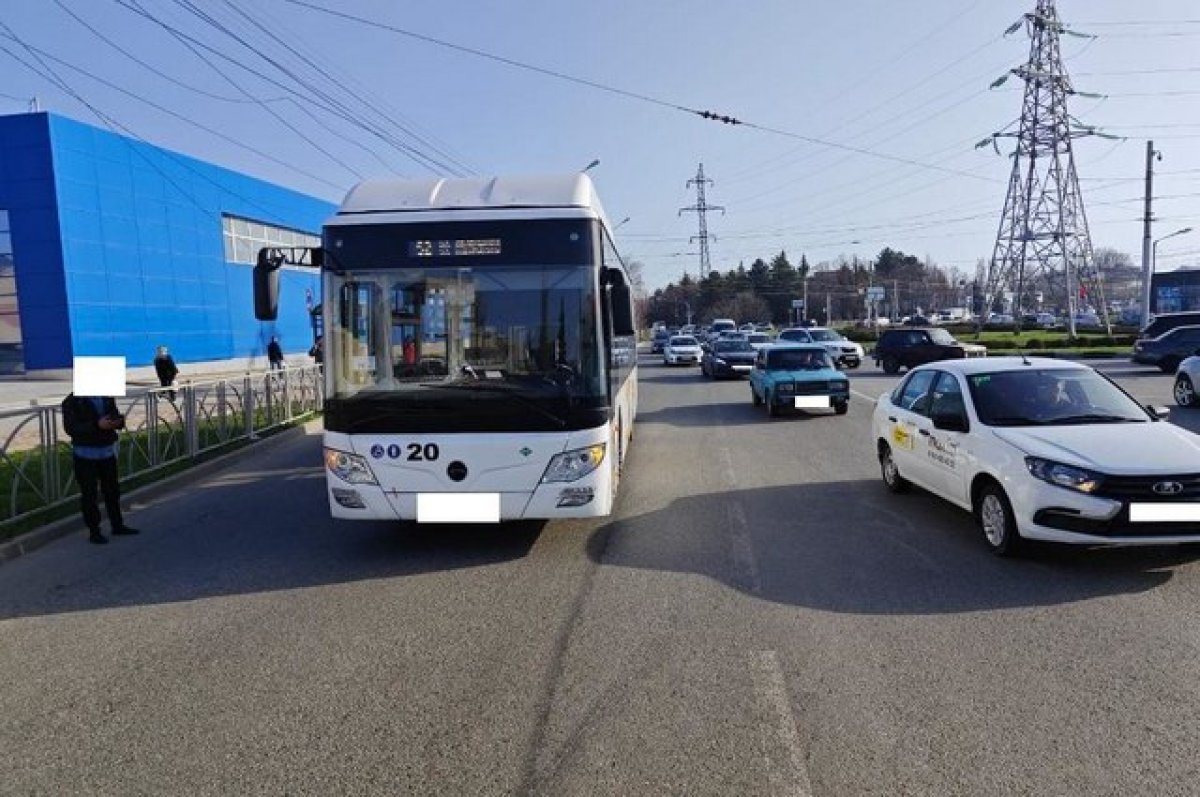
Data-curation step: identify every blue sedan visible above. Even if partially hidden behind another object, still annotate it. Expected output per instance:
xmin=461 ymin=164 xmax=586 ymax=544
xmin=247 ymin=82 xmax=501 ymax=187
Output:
xmin=748 ymin=344 xmax=850 ymax=417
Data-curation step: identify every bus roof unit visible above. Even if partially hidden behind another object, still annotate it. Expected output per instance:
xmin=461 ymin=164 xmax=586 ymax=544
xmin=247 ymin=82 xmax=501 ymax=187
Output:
xmin=334 ymin=174 xmax=613 ymax=231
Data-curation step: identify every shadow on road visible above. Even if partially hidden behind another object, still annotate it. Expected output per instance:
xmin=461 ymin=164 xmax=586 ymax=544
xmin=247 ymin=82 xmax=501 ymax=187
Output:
xmin=0 ymin=463 xmax=547 ymax=620
xmin=586 ymin=480 xmax=1197 ymax=616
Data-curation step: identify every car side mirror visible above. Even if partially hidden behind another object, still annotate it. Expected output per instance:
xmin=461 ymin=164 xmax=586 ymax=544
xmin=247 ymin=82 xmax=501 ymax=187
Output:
xmin=1147 ymin=404 xmax=1171 ymax=421
xmin=932 ymin=412 xmax=969 ymax=433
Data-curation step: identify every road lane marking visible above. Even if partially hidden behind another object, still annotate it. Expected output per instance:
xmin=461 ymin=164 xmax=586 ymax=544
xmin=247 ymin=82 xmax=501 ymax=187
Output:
xmin=851 ymin=388 xmax=883 ymax=403
xmin=728 ymin=500 xmax=762 ymax=594
xmin=718 ymin=446 xmax=762 ymax=593
xmin=751 ymin=649 xmax=814 ymax=797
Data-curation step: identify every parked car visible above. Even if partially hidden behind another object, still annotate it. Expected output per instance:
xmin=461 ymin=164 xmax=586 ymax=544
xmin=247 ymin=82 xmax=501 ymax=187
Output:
xmin=749 ymin=344 xmax=850 ymax=417
xmin=651 ymin=328 xmax=671 ymax=354
xmin=985 ymin=313 xmax=1015 ymax=327
xmin=1132 ymin=325 xmax=1200 ymax=373
xmin=873 ymin=327 xmax=986 ymax=374
xmin=663 ymin=335 xmax=703 ymax=366
xmin=1174 ymin=355 xmax=1200 ymax=406
xmin=873 ymin=357 xmax=1195 ymax=555
xmin=1140 ymin=311 xmax=1200 ymax=340
xmin=702 ymin=338 xmax=757 ymax=378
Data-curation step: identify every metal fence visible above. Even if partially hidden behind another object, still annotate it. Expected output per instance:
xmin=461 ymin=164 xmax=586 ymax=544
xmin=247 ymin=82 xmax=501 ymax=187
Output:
xmin=0 ymin=365 xmax=323 ymax=525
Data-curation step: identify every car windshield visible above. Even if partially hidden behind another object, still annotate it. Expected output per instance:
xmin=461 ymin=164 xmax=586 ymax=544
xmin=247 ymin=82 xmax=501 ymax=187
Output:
xmin=715 ymin=340 xmax=753 ymax=352
xmin=808 ymin=329 xmax=843 ymax=342
xmin=747 ymin=334 xmax=770 ymax=343
xmin=928 ymin=328 xmax=957 ymax=345
xmin=670 ymin=336 xmax=698 ymax=346
xmin=768 ymin=350 xmax=830 ymax=370
xmin=967 ymin=367 xmax=1149 ymax=426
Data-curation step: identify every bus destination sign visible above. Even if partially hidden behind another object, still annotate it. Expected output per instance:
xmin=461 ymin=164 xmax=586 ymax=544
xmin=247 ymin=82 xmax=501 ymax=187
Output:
xmin=408 ymin=239 xmax=502 ymax=258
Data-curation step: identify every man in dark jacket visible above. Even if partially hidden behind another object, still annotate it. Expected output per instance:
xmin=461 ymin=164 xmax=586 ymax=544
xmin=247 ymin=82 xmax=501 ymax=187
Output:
xmin=153 ymin=345 xmax=179 ymax=401
xmin=267 ymin=336 xmax=284 ymax=370
xmin=61 ymin=394 xmax=139 ymax=544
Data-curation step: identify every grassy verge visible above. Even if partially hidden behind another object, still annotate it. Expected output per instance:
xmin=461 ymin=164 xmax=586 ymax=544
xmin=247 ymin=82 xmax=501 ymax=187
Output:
xmin=0 ymin=411 xmax=317 ymax=544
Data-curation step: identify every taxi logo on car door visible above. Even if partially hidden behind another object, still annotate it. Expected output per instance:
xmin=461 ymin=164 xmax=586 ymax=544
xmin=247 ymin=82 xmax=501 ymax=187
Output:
xmin=892 ymin=424 xmax=914 ymax=450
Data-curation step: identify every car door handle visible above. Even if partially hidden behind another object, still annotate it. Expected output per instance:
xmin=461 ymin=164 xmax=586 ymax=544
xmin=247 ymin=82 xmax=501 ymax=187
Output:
xmin=918 ymin=429 xmax=930 ymax=436
xmin=887 ymin=416 xmax=897 ymax=422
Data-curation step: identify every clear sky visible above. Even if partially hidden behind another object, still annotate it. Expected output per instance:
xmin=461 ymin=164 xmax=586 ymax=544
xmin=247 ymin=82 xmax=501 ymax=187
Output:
xmin=2 ymin=0 xmax=1199 ymax=291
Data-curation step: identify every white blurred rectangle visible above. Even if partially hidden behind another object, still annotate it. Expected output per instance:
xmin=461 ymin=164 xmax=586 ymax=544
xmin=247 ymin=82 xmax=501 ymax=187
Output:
xmin=1130 ymin=503 xmax=1200 ymax=523
xmin=793 ymin=396 xmax=830 ymax=409
xmin=73 ymin=357 xmax=126 ymax=396
xmin=417 ymin=493 xmax=500 ymax=523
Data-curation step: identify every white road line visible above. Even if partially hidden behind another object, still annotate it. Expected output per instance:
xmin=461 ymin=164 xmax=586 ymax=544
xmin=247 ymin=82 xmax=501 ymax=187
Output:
xmin=751 ymin=650 xmax=814 ymax=797
xmin=728 ymin=500 xmax=761 ymax=594
xmin=851 ymin=388 xmax=883 ymax=403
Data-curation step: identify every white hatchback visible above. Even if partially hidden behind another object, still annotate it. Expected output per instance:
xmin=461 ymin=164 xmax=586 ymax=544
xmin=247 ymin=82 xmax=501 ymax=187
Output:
xmin=872 ymin=357 xmax=1200 ymax=555
xmin=663 ymin=335 xmax=703 ymax=366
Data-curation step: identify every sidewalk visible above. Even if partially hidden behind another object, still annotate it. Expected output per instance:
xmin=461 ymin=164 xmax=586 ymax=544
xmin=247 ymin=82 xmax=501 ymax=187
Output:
xmin=0 ymin=355 xmax=316 ymax=410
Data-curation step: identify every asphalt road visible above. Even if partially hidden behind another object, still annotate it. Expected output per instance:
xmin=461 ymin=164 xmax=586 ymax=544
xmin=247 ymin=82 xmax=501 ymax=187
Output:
xmin=2 ymin=354 xmax=1200 ymax=795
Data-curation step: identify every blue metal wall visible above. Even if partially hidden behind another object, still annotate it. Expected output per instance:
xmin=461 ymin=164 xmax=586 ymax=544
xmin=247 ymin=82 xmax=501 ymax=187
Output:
xmin=0 ymin=112 xmax=337 ymax=370
xmin=0 ymin=114 xmax=70 ymax=370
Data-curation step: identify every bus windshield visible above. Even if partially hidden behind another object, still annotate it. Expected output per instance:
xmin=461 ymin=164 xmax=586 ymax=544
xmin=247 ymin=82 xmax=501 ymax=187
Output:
xmin=330 ymin=264 xmax=604 ymax=403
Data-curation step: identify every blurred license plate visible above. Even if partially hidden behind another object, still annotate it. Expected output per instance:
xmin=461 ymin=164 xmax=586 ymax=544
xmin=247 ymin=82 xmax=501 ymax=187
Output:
xmin=1130 ymin=503 xmax=1200 ymax=522
xmin=794 ymin=396 xmax=830 ymax=409
xmin=417 ymin=493 xmax=500 ymax=523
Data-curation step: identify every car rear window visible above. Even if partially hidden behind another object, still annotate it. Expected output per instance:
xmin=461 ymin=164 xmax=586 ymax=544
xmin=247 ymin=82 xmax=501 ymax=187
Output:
xmin=670 ymin=336 xmax=698 ymax=346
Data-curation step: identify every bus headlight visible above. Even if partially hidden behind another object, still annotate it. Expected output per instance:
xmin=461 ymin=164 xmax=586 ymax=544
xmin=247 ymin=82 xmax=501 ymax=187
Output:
xmin=541 ymin=444 xmax=606 ymax=483
xmin=324 ymin=447 xmax=378 ymax=485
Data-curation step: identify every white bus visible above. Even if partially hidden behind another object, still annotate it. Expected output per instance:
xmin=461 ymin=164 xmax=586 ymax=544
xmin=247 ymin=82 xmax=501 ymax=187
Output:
xmin=254 ymin=174 xmax=638 ymax=522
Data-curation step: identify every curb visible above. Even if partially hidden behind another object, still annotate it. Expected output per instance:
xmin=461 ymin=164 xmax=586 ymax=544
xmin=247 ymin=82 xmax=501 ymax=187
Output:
xmin=0 ymin=417 xmax=323 ymax=566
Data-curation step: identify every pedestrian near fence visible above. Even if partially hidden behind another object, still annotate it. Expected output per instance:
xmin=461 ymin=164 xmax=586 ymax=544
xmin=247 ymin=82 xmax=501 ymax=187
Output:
xmin=267 ymin=336 xmax=284 ymax=370
xmin=61 ymin=394 xmax=140 ymax=544
xmin=153 ymin=345 xmax=179 ymax=401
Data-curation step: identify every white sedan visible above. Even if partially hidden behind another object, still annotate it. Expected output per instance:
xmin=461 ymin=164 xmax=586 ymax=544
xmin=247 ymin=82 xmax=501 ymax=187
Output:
xmin=1174 ymin=355 xmax=1200 ymax=406
xmin=663 ymin=335 xmax=703 ymax=366
xmin=872 ymin=357 xmax=1200 ymax=555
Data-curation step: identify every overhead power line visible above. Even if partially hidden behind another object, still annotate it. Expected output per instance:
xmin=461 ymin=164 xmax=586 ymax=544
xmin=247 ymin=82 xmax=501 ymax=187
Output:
xmin=283 ymin=0 xmax=998 ymax=183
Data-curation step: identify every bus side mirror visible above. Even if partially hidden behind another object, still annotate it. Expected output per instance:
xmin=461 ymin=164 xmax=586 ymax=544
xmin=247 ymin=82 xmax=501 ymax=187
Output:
xmin=609 ymin=281 xmax=636 ymax=337
xmin=254 ymin=249 xmax=281 ymax=321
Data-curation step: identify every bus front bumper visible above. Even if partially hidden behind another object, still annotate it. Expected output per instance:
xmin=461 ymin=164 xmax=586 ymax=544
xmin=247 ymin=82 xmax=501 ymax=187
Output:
xmin=327 ymin=466 xmax=614 ymax=522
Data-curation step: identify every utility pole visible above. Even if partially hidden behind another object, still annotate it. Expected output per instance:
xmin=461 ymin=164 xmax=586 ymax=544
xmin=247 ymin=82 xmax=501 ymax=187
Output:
xmin=982 ymin=0 xmax=1111 ymax=337
xmin=1140 ymin=140 xmax=1161 ymax=322
xmin=894 ymin=279 xmax=900 ymax=319
xmin=825 ymin=293 xmax=832 ymax=326
xmin=802 ymin=277 xmax=809 ymax=325
xmin=679 ymin=163 xmax=724 ymax=282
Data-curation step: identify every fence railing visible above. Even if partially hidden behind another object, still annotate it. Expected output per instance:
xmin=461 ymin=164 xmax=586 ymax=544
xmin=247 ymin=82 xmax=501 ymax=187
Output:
xmin=0 ymin=365 xmax=323 ymax=526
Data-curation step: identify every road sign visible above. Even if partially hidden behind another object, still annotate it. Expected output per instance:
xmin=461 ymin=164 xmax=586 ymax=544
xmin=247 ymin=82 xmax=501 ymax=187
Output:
xmin=791 ymin=299 xmax=805 ymax=309
xmin=866 ymin=286 xmax=885 ymax=301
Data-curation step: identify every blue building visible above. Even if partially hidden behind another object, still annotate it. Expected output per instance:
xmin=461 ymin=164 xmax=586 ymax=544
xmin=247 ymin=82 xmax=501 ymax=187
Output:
xmin=0 ymin=111 xmax=336 ymax=376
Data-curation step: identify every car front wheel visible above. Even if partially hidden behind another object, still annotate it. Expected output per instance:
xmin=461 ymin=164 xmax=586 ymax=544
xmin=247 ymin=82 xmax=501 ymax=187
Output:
xmin=881 ymin=355 xmax=900 ymax=374
xmin=976 ymin=483 xmax=1023 ymax=556
xmin=1176 ymin=373 xmax=1197 ymax=406
xmin=879 ymin=443 xmax=908 ymax=493
xmin=751 ymin=386 xmax=762 ymax=406
xmin=767 ymin=392 xmax=779 ymax=417
xmin=834 ymin=399 xmax=849 ymax=415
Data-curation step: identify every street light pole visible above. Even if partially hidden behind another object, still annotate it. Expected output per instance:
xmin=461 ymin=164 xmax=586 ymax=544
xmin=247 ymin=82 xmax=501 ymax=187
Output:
xmin=1151 ymin=227 xmax=1194 ymax=316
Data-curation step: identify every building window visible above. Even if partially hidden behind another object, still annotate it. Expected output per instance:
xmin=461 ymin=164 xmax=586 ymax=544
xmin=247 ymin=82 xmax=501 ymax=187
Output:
xmin=0 ymin=209 xmax=22 ymax=350
xmin=221 ymin=214 xmax=320 ymax=267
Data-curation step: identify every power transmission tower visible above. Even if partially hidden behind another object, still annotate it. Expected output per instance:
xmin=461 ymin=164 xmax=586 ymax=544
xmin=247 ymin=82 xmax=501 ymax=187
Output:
xmin=679 ymin=163 xmax=724 ymax=282
xmin=981 ymin=0 xmax=1111 ymax=336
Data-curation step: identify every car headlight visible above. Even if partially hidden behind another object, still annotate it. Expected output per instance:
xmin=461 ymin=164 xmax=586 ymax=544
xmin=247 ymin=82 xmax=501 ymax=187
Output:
xmin=776 ymin=383 xmax=795 ymax=394
xmin=542 ymin=444 xmax=606 ymax=483
xmin=324 ymin=447 xmax=378 ymax=485
xmin=1025 ymin=457 xmax=1101 ymax=494
xmin=714 ymin=357 xmax=727 ymax=366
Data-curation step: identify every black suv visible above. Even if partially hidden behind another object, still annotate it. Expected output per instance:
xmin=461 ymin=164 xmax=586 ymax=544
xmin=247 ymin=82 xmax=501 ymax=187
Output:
xmin=1132 ymin=324 xmax=1200 ymax=373
xmin=873 ymin=327 xmax=968 ymax=374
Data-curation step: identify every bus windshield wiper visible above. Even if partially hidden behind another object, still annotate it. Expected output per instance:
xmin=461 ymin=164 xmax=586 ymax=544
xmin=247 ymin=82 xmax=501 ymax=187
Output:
xmin=422 ymin=381 xmax=568 ymax=429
